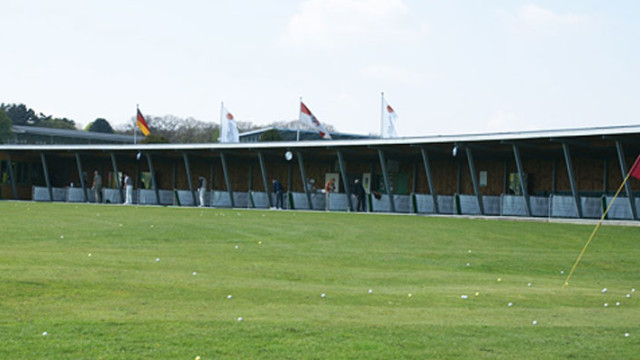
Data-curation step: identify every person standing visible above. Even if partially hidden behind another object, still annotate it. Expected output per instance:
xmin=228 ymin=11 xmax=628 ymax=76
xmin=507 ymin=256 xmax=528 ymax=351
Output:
xmin=198 ymin=176 xmax=207 ymax=207
xmin=324 ymin=178 xmax=335 ymax=211
xmin=353 ymin=178 xmax=366 ymax=212
xmin=272 ymin=179 xmax=284 ymax=209
xmin=123 ymin=173 xmax=133 ymax=204
xmin=92 ymin=170 xmax=103 ymax=203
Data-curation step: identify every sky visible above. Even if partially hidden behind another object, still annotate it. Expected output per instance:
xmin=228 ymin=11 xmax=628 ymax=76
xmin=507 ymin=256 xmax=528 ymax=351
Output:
xmin=1 ymin=0 xmax=639 ymax=137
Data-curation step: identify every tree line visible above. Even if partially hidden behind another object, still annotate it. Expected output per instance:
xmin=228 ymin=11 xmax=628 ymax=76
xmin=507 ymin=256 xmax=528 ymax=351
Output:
xmin=0 ymin=102 xmax=335 ymax=143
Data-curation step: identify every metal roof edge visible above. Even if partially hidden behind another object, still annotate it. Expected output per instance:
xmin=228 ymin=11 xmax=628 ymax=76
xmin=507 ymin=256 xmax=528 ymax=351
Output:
xmin=2 ymin=124 xmax=639 ymax=152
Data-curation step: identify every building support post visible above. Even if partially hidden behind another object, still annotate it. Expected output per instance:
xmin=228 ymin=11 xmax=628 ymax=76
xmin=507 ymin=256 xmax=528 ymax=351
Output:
xmin=5 ymin=152 xmax=18 ymax=200
xmin=297 ymin=151 xmax=313 ymax=210
xmin=146 ymin=153 xmax=160 ymax=205
xmin=257 ymin=152 xmax=273 ymax=207
xmin=420 ymin=148 xmax=439 ymax=213
xmin=220 ymin=152 xmax=235 ymax=207
xmin=465 ymin=146 xmax=484 ymax=215
xmin=40 ymin=152 xmax=53 ymax=201
xmin=75 ymin=153 xmax=88 ymax=202
xmin=182 ymin=152 xmax=197 ymax=206
xmin=336 ymin=150 xmax=353 ymax=211
xmin=110 ymin=153 xmax=123 ymax=203
xmin=562 ymin=143 xmax=583 ymax=218
xmin=377 ymin=149 xmax=396 ymax=212
xmin=512 ymin=144 xmax=532 ymax=216
xmin=615 ymin=141 xmax=638 ymax=220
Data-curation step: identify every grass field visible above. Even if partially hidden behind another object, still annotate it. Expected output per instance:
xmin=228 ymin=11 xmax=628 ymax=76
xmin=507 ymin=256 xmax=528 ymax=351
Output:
xmin=0 ymin=202 xmax=638 ymax=359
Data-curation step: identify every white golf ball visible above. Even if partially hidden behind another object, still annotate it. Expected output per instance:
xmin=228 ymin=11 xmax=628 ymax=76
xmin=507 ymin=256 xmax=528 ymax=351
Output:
xmin=602 ymin=288 xmax=607 ymax=293
xmin=508 ymin=302 xmax=513 ymax=307
xmin=227 ymin=295 xmax=232 ymax=299
xmin=60 ymin=235 xmax=64 ymax=239
xmin=368 ymin=289 xmax=373 ymax=294
xmin=466 ymin=262 xmax=470 ymax=267
xmin=625 ymin=333 xmax=630 ymax=337
xmin=235 ymin=245 xmax=239 ymax=249
xmin=42 ymin=331 xmax=48 ymax=336
xmin=532 ymin=320 xmax=538 ymax=325
xmin=527 ymin=282 xmax=532 ymax=287
xmin=321 ymin=293 xmax=326 ymax=298
xmin=616 ymin=302 xmax=620 ymax=306
xmin=237 ymin=317 xmax=243 ymax=322
xmin=460 ymin=295 xmax=468 ymax=300
xmin=604 ymin=303 xmax=609 ymax=307
xmin=155 ymin=258 xmax=160 ymax=262
xmin=192 ymin=272 xmax=197 ymax=276
xmin=632 ymin=288 xmax=636 ymax=293
xmin=626 ymin=294 xmax=631 ymax=298
xmin=560 ymin=270 xmax=564 ymax=274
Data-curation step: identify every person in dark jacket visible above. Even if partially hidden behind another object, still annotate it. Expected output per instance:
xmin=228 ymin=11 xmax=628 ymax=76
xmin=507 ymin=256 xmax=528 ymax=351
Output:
xmin=272 ymin=179 xmax=284 ymax=209
xmin=353 ymin=178 xmax=366 ymax=212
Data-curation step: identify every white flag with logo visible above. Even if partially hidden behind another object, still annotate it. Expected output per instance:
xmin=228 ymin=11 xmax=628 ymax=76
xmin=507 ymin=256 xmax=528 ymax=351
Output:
xmin=381 ymin=96 xmax=398 ymax=138
xmin=220 ymin=105 xmax=239 ymax=143
xmin=299 ymin=101 xmax=332 ymax=140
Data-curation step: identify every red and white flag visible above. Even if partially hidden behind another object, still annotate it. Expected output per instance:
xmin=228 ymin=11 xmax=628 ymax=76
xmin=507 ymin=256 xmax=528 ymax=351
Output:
xmin=220 ymin=104 xmax=239 ymax=143
xmin=381 ymin=95 xmax=398 ymax=138
xmin=299 ymin=101 xmax=332 ymax=140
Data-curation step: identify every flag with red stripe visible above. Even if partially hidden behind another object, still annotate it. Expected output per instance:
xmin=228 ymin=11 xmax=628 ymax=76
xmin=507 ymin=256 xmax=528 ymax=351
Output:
xmin=299 ymin=102 xmax=331 ymax=140
xmin=136 ymin=108 xmax=151 ymax=136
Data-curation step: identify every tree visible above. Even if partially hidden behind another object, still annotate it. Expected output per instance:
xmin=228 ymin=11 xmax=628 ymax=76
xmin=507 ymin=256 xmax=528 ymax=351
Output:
xmin=116 ymin=114 xmax=219 ymax=143
xmin=0 ymin=108 xmax=12 ymax=142
xmin=1 ymin=103 xmax=38 ymax=125
xmin=141 ymin=134 xmax=170 ymax=144
xmin=37 ymin=116 xmax=76 ymax=130
xmin=87 ymin=118 xmax=114 ymax=133
xmin=259 ymin=128 xmax=283 ymax=142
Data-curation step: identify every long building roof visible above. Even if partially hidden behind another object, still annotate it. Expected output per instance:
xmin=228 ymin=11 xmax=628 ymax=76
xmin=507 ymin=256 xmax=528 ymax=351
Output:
xmin=1 ymin=124 xmax=639 ymax=152
xmin=11 ymin=125 xmax=135 ymax=143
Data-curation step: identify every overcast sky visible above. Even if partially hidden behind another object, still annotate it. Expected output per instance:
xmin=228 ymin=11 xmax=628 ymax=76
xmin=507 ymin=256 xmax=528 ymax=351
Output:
xmin=1 ymin=1 xmax=638 ymax=137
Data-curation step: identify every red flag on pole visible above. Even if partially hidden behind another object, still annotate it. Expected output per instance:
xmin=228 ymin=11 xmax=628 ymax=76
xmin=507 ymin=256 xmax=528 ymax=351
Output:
xmin=630 ymin=155 xmax=640 ymax=180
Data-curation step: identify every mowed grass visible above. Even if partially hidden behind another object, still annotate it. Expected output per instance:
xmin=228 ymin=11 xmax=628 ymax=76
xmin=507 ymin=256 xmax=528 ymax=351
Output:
xmin=0 ymin=202 xmax=638 ymax=359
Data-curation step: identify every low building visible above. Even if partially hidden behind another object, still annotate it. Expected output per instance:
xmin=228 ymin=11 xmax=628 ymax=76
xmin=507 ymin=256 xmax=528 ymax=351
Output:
xmin=238 ymin=127 xmax=375 ymax=142
xmin=5 ymin=125 xmax=135 ymax=145
xmin=1 ymin=124 xmax=639 ymax=221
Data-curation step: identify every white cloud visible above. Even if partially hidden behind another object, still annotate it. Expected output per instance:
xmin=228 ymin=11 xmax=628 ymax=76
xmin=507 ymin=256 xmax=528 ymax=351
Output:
xmin=519 ymin=4 xmax=588 ymax=26
xmin=280 ymin=0 xmax=427 ymax=49
xmin=360 ymin=64 xmax=423 ymax=84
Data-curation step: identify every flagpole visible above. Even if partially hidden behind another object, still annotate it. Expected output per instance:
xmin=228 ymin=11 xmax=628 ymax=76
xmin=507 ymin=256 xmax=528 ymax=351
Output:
xmin=563 ymin=169 xmax=635 ymax=288
xmin=220 ymin=101 xmax=224 ymax=143
xmin=380 ymin=92 xmax=384 ymax=138
xmin=134 ymin=104 xmax=138 ymax=144
xmin=297 ymin=97 xmax=302 ymax=142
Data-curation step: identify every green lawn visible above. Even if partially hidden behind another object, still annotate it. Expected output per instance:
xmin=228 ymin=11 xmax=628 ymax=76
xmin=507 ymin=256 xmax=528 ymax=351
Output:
xmin=0 ymin=202 xmax=638 ymax=359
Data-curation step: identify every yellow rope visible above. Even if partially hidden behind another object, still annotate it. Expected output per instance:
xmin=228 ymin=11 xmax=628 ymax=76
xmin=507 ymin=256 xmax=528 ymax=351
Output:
xmin=563 ymin=171 xmax=633 ymax=288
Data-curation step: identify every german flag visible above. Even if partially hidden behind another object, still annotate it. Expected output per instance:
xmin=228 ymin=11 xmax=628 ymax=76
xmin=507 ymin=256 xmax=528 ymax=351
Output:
xmin=136 ymin=108 xmax=151 ymax=136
